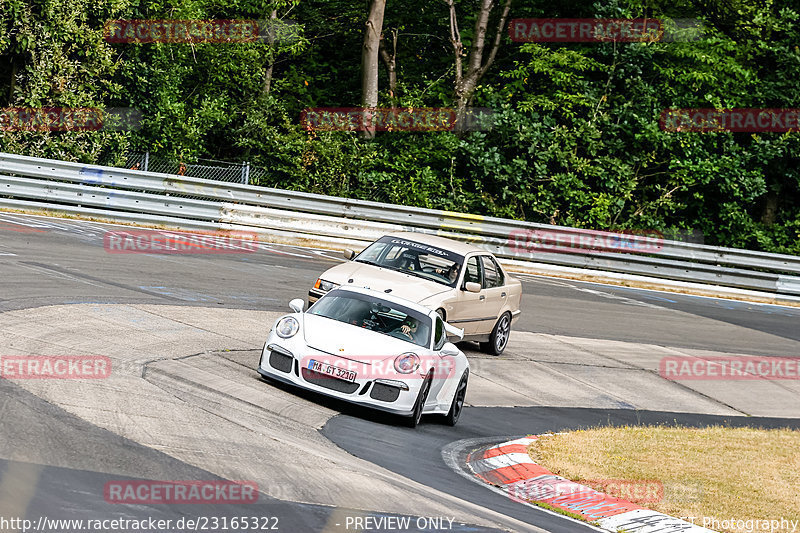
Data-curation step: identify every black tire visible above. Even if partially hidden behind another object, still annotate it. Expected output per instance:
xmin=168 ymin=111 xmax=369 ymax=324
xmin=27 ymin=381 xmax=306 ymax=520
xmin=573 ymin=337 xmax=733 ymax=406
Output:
xmin=443 ymin=369 xmax=469 ymax=426
xmin=405 ymin=374 xmax=432 ymax=428
xmin=435 ymin=308 xmax=446 ymax=320
xmin=480 ymin=312 xmax=511 ymax=356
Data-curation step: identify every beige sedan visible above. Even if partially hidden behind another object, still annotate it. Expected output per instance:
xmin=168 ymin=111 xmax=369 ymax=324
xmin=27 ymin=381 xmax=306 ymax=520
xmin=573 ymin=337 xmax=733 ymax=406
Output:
xmin=308 ymin=233 xmax=522 ymax=355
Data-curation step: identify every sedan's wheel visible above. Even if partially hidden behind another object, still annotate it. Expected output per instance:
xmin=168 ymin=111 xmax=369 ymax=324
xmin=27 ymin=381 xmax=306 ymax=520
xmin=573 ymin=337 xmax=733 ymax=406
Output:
xmin=405 ymin=374 xmax=432 ymax=428
xmin=443 ymin=369 xmax=468 ymax=426
xmin=480 ymin=312 xmax=511 ymax=356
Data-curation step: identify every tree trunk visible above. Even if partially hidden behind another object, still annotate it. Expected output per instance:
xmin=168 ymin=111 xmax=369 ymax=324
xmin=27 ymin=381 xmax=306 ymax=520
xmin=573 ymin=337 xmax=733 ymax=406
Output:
xmin=379 ymin=28 xmax=398 ymax=102
xmin=8 ymin=59 xmax=17 ymax=105
xmin=761 ymin=190 xmax=779 ymax=226
xmin=261 ymin=9 xmax=278 ymax=98
xmin=446 ymin=0 xmax=512 ymax=132
xmin=361 ymin=0 xmax=388 ymax=138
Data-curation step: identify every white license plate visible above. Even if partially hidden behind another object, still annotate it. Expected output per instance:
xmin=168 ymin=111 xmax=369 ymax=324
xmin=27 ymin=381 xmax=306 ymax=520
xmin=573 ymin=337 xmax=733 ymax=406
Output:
xmin=308 ymin=359 xmax=357 ymax=382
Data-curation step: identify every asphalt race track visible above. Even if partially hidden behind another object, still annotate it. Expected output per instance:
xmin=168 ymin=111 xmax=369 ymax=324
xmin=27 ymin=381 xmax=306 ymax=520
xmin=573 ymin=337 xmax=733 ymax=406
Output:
xmin=2 ymin=212 xmax=800 ymax=533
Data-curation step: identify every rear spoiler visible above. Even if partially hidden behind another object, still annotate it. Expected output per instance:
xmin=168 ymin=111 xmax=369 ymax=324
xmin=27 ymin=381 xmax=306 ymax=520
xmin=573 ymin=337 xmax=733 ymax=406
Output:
xmin=444 ymin=322 xmax=464 ymax=340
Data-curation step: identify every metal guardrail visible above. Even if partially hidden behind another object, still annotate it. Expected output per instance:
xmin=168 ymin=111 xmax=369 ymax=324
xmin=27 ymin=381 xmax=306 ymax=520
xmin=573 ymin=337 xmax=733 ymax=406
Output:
xmin=1 ymin=151 xmax=799 ymax=296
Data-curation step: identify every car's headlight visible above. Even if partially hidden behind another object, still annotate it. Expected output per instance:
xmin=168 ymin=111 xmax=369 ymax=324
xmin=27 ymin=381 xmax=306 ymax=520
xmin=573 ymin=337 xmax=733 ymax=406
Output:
xmin=276 ymin=316 xmax=299 ymax=338
xmin=394 ymin=353 xmax=420 ymax=374
xmin=313 ymin=279 xmax=339 ymax=292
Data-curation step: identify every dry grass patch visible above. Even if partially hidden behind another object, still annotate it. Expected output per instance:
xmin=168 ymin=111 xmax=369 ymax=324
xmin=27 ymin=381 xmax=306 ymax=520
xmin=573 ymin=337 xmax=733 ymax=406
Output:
xmin=528 ymin=425 xmax=800 ymax=533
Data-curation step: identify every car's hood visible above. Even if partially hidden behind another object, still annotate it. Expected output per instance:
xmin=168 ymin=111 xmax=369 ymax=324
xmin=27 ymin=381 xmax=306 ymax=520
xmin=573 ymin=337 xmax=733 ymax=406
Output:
xmin=320 ymin=261 xmax=451 ymax=303
xmin=301 ymin=314 xmax=422 ymax=362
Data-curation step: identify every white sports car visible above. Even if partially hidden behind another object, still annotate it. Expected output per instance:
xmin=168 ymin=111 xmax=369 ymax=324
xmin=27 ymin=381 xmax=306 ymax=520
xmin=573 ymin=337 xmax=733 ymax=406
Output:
xmin=257 ymin=286 xmax=470 ymax=427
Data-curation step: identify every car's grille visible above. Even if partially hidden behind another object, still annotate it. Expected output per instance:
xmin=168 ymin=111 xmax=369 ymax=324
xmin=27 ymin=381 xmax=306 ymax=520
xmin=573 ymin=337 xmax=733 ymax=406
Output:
xmin=301 ymin=368 xmax=360 ymax=393
xmin=370 ymin=382 xmax=401 ymax=402
xmin=269 ymin=350 xmax=293 ymax=373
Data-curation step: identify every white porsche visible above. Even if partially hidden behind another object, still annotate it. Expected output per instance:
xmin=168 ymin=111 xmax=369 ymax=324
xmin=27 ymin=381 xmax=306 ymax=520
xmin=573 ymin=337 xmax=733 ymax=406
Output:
xmin=257 ymin=286 xmax=470 ymax=427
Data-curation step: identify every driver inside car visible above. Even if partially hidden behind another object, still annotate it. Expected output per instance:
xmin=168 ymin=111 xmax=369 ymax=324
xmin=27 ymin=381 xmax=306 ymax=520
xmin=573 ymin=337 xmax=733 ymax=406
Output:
xmin=390 ymin=317 xmax=422 ymax=343
xmin=435 ymin=264 xmax=459 ymax=284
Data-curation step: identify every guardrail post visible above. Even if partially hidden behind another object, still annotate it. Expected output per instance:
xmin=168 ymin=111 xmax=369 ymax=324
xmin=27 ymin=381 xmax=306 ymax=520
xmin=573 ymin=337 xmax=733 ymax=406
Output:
xmin=143 ymin=151 xmax=149 ymax=172
xmin=242 ymin=162 xmax=250 ymax=185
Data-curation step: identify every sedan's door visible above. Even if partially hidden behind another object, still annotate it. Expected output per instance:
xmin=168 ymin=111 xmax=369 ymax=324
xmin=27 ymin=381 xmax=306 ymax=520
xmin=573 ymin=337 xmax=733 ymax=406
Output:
xmin=449 ymin=255 xmax=485 ymax=335
xmin=476 ymin=255 xmax=508 ymax=335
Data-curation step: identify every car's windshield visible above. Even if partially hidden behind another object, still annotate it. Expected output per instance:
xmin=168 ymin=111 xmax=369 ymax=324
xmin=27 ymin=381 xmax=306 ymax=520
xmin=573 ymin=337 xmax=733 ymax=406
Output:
xmin=354 ymin=236 xmax=464 ymax=287
xmin=308 ymin=291 xmax=431 ymax=348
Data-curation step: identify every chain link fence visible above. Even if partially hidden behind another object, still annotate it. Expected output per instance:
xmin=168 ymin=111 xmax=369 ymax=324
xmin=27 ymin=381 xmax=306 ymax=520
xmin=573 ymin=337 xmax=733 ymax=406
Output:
xmin=124 ymin=152 xmax=269 ymax=185
xmin=116 ymin=152 xmax=705 ymax=245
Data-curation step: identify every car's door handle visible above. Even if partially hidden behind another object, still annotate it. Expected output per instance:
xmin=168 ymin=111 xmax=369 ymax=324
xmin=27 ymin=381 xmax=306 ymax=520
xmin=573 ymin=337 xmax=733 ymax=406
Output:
xmin=479 ymin=295 xmax=485 ymax=300
xmin=501 ymin=292 xmax=506 ymax=297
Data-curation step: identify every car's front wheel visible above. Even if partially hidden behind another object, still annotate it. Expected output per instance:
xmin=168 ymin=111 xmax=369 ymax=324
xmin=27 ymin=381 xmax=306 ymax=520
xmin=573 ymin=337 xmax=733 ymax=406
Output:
xmin=442 ymin=369 xmax=468 ymax=426
xmin=480 ymin=312 xmax=511 ymax=356
xmin=405 ymin=374 xmax=432 ymax=428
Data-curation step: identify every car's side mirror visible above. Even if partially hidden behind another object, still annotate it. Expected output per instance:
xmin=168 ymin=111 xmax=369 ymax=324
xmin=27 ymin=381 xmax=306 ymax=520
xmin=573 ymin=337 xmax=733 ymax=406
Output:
xmin=464 ymin=281 xmax=481 ymax=293
xmin=289 ymin=298 xmax=305 ymax=313
xmin=343 ymin=249 xmax=355 ymax=260
xmin=441 ymin=342 xmax=460 ymax=357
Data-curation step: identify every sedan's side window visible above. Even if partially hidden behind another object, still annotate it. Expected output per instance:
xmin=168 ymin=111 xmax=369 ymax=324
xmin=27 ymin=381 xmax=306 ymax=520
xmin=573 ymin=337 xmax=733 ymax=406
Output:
xmin=493 ymin=257 xmax=506 ymax=286
xmin=434 ymin=317 xmax=446 ymax=350
xmin=481 ymin=256 xmax=500 ymax=289
xmin=463 ymin=256 xmax=482 ymax=287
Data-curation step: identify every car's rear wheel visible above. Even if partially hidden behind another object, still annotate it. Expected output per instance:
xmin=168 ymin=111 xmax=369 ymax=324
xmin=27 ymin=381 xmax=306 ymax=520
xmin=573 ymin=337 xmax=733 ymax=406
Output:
xmin=405 ymin=374 xmax=432 ymax=428
xmin=480 ymin=312 xmax=511 ymax=356
xmin=443 ymin=369 xmax=468 ymax=426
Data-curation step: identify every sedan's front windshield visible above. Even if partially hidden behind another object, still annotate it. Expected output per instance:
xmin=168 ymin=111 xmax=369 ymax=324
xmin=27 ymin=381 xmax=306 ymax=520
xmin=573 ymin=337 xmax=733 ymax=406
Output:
xmin=354 ymin=236 xmax=464 ymax=287
xmin=308 ymin=291 xmax=431 ymax=348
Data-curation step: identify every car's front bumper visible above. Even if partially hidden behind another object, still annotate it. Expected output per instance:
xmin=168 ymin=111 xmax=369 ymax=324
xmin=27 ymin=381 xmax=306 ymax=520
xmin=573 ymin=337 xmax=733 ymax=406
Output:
xmin=257 ymin=341 xmax=423 ymax=416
